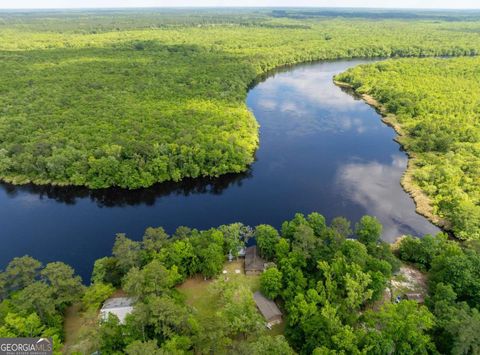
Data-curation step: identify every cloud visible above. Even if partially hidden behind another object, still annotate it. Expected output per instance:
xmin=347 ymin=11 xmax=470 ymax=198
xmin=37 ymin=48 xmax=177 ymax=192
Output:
xmin=336 ymin=154 xmax=440 ymax=241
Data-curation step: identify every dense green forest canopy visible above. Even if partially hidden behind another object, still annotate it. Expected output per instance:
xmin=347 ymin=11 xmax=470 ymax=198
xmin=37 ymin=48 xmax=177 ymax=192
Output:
xmin=2 ymin=10 xmax=480 ymax=188
xmin=1 ymin=213 xmax=479 ymax=354
xmin=335 ymin=57 xmax=480 ymax=240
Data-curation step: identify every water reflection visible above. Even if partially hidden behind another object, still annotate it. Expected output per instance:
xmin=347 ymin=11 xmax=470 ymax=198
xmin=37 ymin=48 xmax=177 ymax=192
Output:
xmin=337 ymin=154 xmax=440 ymax=241
xmin=253 ymin=67 xmax=372 ymax=139
xmin=0 ymin=59 xmax=440 ymax=281
xmin=0 ymin=170 xmax=252 ymax=207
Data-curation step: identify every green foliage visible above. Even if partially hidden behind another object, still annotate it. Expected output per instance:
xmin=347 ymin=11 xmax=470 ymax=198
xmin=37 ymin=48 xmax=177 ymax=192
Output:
xmin=260 ymin=267 xmax=283 ymax=299
xmin=82 ymin=282 xmax=115 ymax=311
xmin=40 ymin=261 xmax=85 ymax=311
xmin=236 ymin=335 xmax=295 ymax=355
xmin=255 ymin=224 xmax=280 ymax=261
xmin=0 ymin=256 xmax=84 ymax=349
xmin=122 ymin=260 xmax=182 ymax=300
xmin=210 ymin=278 xmax=264 ymax=339
xmin=99 ymin=314 xmax=126 ymax=354
xmin=429 ymin=282 xmax=480 ymax=354
xmin=398 ymin=233 xmax=480 ymax=352
xmin=362 ymin=301 xmax=435 ymax=354
xmin=270 ymin=213 xmax=401 ymax=353
xmin=336 ymin=57 xmax=480 ymax=240
xmin=355 ymin=215 xmax=382 ymax=247
xmin=125 ymin=340 xmax=162 ymax=355
xmin=398 ymin=234 xmax=449 ymax=270
xmin=91 ymin=256 xmax=122 ymax=286
xmin=112 ymin=233 xmax=142 ymax=274
xmin=2 ymin=13 xmax=480 ymax=188
xmin=0 ymin=256 xmax=42 ymax=295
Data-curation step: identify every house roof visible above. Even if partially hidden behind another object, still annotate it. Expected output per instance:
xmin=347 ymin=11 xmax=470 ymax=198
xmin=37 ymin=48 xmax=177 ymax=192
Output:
xmin=101 ymin=297 xmax=134 ymax=310
xmin=253 ymin=291 xmax=282 ymax=321
xmin=405 ymin=293 xmax=425 ymax=302
xmin=245 ymin=246 xmax=265 ymax=272
xmin=100 ymin=297 xmax=134 ymax=324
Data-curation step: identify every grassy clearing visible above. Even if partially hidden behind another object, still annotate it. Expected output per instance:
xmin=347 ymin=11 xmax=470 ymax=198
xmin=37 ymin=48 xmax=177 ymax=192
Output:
xmin=178 ymin=259 xmax=260 ymax=317
xmin=178 ymin=259 xmax=285 ymax=336
xmin=62 ymin=305 xmax=99 ymax=354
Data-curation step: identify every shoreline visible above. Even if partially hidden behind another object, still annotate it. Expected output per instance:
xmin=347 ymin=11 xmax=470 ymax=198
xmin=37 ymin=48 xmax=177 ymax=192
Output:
xmin=334 ymin=80 xmax=450 ymax=234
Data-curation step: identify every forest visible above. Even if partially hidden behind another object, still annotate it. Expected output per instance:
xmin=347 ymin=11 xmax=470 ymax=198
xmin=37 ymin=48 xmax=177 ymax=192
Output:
xmin=335 ymin=57 xmax=480 ymax=240
xmin=1 ymin=213 xmax=479 ymax=354
xmin=2 ymin=11 xmax=480 ymax=188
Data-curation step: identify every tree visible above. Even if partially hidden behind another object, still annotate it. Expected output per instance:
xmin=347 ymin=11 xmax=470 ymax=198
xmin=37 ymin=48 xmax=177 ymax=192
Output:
xmin=281 ymin=213 xmax=308 ymax=240
xmin=82 ymin=283 xmax=115 ymax=311
xmin=292 ymin=224 xmax=318 ymax=260
xmin=0 ymin=312 xmax=45 ymax=338
xmin=41 ymin=262 xmax=84 ymax=309
xmin=2 ymin=256 xmax=41 ymax=294
xmin=260 ymin=267 xmax=283 ymax=299
xmin=355 ymin=216 xmax=382 ymax=247
xmin=197 ymin=244 xmax=224 ymax=279
xmin=430 ymin=283 xmax=480 ymax=354
xmin=398 ymin=234 xmax=448 ymax=270
xmin=362 ymin=301 xmax=435 ymax=354
xmin=14 ymin=282 xmax=58 ymax=326
xmin=112 ymin=234 xmax=142 ymax=274
xmin=343 ymin=263 xmax=373 ymax=311
xmin=125 ymin=340 xmax=161 ymax=355
xmin=99 ymin=314 xmax=126 ymax=354
xmin=219 ymin=223 xmax=251 ymax=257
xmin=211 ymin=279 xmax=263 ymax=339
xmin=330 ymin=217 xmax=352 ymax=239
xmin=307 ymin=212 xmax=327 ymax=237
xmin=255 ymin=224 xmax=280 ymax=260
xmin=160 ymin=336 xmax=192 ymax=354
xmin=143 ymin=227 xmax=169 ymax=256
xmin=123 ymin=260 xmax=182 ymax=299
xmin=429 ymin=247 xmax=480 ymax=308
xmin=275 ymin=238 xmax=290 ymax=262
xmin=159 ymin=240 xmax=198 ymax=278
xmin=147 ymin=295 xmax=194 ymax=341
xmin=91 ymin=256 xmax=123 ymax=286
xmin=237 ymin=335 xmax=295 ymax=355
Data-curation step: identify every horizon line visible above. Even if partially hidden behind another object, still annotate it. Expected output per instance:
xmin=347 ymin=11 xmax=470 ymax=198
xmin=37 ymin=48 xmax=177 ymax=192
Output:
xmin=1 ymin=6 xmax=480 ymax=11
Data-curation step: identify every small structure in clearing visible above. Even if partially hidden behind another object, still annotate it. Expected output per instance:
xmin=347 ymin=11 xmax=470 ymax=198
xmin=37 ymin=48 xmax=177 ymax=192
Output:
xmin=405 ymin=292 xmax=425 ymax=304
xmin=253 ymin=291 xmax=282 ymax=328
xmin=245 ymin=246 xmax=265 ymax=275
xmin=390 ymin=265 xmax=427 ymax=302
xmin=100 ymin=297 xmax=134 ymax=324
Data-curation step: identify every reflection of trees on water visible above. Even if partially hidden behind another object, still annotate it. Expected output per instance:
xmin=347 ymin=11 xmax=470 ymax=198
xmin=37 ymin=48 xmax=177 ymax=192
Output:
xmin=0 ymin=170 xmax=252 ymax=207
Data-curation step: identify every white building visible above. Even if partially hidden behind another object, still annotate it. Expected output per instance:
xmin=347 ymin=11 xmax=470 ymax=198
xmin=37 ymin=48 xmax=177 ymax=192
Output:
xmin=100 ymin=297 xmax=134 ymax=324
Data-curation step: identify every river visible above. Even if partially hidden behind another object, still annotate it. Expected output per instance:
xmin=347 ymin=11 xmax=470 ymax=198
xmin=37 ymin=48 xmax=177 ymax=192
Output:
xmin=0 ymin=59 xmax=440 ymax=281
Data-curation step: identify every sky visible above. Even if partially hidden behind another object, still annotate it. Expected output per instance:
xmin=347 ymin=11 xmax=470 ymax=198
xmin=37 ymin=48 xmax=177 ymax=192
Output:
xmin=1 ymin=0 xmax=480 ymax=10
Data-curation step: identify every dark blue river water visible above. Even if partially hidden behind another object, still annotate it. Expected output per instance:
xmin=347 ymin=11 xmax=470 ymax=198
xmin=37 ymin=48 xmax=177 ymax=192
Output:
xmin=0 ymin=60 xmax=439 ymax=281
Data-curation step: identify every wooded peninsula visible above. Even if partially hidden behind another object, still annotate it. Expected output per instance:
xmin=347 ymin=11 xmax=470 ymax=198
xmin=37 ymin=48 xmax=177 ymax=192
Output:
xmin=1 ymin=8 xmax=480 ymax=355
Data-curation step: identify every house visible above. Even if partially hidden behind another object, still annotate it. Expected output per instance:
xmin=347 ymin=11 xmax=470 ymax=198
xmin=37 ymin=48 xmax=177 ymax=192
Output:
xmin=100 ymin=297 xmax=134 ymax=324
xmin=405 ymin=292 xmax=425 ymax=304
xmin=245 ymin=246 xmax=265 ymax=275
xmin=253 ymin=291 xmax=282 ymax=327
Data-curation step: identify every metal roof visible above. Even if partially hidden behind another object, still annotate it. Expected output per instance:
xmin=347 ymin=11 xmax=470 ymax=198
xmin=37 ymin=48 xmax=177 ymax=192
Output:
xmin=245 ymin=246 xmax=265 ymax=271
xmin=101 ymin=297 xmax=134 ymax=310
xmin=253 ymin=291 xmax=282 ymax=321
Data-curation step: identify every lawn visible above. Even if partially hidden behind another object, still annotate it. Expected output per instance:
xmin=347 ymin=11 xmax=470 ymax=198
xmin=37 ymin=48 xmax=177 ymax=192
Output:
xmin=177 ymin=259 xmax=283 ymax=336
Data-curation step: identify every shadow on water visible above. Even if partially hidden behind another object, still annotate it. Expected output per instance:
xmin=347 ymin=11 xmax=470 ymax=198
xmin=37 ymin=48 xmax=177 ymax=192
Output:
xmin=0 ymin=59 xmax=442 ymax=281
xmin=0 ymin=169 xmax=252 ymax=207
